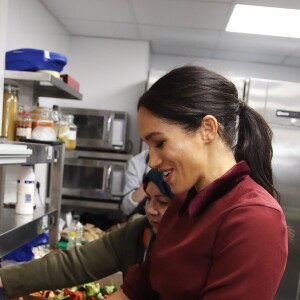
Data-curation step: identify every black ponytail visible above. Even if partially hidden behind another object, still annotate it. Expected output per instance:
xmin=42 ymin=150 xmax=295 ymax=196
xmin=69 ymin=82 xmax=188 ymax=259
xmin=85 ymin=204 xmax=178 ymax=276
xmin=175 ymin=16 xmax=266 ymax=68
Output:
xmin=235 ymin=102 xmax=280 ymax=201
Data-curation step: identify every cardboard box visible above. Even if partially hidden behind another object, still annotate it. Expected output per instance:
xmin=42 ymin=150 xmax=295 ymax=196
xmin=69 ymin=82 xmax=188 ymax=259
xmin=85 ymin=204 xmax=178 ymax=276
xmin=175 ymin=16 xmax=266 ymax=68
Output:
xmin=60 ymin=74 xmax=80 ymax=92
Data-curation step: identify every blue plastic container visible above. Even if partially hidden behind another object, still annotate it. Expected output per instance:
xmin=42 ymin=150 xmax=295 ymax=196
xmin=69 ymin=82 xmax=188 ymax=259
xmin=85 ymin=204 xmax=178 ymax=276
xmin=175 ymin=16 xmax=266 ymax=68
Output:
xmin=5 ymin=48 xmax=68 ymax=72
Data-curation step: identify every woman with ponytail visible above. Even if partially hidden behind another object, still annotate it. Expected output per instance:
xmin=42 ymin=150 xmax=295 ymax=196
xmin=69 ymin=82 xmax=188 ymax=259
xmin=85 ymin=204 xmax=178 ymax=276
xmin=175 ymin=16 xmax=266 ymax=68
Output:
xmin=110 ymin=65 xmax=288 ymax=300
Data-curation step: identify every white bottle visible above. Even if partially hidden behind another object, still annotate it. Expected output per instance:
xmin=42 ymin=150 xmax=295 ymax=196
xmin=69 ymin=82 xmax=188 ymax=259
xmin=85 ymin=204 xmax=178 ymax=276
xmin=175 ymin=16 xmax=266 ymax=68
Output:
xmin=16 ymin=164 xmax=35 ymax=215
xmin=68 ymin=215 xmax=83 ymax=248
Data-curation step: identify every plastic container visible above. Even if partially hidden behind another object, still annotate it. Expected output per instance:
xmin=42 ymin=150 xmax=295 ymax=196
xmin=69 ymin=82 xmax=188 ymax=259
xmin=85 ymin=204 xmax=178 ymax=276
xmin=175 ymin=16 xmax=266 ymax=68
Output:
xmin=16 ymin=165 xmax=35 ymax=215
xmin=2 ymin=84 xmax=19 ymax=141
xmin=68 ymin=215 xmax=83 ymax=248
xmin=5 ymin=48 xmax=68 ymax=72
xmin=58 ymin=114 xmax=77 ymax=150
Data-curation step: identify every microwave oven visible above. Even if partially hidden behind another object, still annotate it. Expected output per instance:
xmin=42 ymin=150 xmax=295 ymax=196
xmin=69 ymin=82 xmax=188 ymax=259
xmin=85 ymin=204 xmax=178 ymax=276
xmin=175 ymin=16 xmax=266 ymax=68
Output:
xmin=61 ymin=150 xmax=132 ymax=203
xmin=60 ymin=107 xmax=130 ymax=152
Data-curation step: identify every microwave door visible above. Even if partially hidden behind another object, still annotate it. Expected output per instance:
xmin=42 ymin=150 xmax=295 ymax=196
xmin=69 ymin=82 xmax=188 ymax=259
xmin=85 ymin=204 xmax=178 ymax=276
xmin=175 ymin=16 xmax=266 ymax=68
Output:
xmin=74 ymin=112 xmax=113 ymax=150
xmin=62 ymin=158 xmax=111 ymax=199
xmin=110 ymin=164 xmax=126 ymax=197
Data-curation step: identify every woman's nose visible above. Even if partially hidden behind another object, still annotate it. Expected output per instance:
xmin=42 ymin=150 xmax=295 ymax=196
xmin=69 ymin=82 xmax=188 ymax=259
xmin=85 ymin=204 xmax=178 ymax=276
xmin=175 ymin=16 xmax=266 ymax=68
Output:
xmin=147 ymin=202 xmax=159 ymax=215
xmin=148 ymin=151 xmax=162 ymax=169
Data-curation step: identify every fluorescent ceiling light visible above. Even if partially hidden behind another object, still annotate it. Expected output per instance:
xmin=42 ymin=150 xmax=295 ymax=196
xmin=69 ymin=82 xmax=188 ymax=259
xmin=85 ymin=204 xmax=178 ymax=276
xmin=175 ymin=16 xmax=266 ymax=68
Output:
xmin=226 ymin=4 xmax=300 ymax=38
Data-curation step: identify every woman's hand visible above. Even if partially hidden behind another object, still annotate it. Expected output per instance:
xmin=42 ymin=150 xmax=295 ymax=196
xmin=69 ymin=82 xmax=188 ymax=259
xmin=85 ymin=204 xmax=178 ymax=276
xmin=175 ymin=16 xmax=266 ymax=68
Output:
xmin=109 ymin=288 xmax=130 ymax=300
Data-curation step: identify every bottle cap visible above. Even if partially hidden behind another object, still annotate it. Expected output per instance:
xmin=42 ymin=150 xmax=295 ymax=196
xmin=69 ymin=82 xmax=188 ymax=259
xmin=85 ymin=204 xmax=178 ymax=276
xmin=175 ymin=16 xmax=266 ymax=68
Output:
xmin=73 ymin=214 xmax=80 ymax=221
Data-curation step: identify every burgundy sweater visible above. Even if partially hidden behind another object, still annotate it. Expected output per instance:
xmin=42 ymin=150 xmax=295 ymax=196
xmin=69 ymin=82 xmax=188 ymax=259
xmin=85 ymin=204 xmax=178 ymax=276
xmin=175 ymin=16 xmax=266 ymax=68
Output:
xmin=122 ymin=161 xmax=288 ymax=300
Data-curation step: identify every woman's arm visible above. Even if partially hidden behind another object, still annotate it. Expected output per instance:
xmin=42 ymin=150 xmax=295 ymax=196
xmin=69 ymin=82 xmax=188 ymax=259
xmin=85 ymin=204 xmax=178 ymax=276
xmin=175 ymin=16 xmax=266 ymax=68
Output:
xmin=121 ymin=151 xmax=149 ymax=215
xmin=0 ymin=217 xmax=147 ymax=298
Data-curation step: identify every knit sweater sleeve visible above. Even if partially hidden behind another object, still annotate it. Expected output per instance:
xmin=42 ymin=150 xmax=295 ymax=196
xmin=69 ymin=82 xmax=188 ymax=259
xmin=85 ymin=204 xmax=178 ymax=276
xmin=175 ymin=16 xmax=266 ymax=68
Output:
xmin=0 ymin=216 xmax=148 ymax=298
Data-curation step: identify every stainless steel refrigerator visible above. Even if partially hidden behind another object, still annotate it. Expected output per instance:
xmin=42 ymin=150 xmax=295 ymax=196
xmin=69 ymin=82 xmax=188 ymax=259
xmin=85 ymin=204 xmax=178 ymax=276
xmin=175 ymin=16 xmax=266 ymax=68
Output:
xmin=245 ymin=78 xmax=300 ymax=300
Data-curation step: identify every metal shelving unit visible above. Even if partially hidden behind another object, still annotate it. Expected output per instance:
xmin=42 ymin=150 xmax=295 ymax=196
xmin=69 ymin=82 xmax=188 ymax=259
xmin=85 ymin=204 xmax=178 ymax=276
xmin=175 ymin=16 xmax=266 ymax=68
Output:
xmin=0 ymin=70 xmax=80 ymax=258
xmin=0 ymin=141 xmax=65 ymax=258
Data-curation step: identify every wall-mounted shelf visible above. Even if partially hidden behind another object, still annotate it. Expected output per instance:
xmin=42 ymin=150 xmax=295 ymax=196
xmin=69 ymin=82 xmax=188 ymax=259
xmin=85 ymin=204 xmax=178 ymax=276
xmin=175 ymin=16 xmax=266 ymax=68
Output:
xmin=4 ymin=70 xmax=82 ymax=100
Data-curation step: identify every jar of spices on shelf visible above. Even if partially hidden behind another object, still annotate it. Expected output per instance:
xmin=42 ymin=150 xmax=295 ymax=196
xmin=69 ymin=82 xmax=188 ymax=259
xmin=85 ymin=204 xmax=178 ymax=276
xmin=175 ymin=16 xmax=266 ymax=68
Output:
xmin=2 ymin=84 xmax=19 ymax=141
xmin=15 ymin=111 xmax=32 ymax=141
xmin=31 ymin=106 xmax=57 ymax=141
xmin=31 ymin=106 xmax=54 ymax=130
xmin=58 ymin=114 xmax=77 ymax=150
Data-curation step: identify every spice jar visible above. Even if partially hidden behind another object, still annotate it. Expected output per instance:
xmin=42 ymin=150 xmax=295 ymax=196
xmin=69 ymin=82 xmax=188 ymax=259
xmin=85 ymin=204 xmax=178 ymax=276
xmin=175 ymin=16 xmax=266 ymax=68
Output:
xmin=16 ymin=112 xmax=32 ymax=141
xmin=58 ymin=114 xmax=77 ymax=150
xmin=31 ymin=106 xmax=54 ymax=130
xmin=2 ymin=84 xmax=19 ymax=141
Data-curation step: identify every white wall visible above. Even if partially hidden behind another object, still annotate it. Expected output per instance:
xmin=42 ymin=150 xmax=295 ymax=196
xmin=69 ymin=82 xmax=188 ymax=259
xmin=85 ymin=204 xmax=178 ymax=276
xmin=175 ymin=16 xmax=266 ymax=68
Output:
xmin=3 ymin=0 xmax=70 ymax=206
xmin=40 ymin=37 xmax=150 ymax=154
xmin=151 ymin=54 xmax=300 ymax=83
xmin=5 ymin=0 xmax=70 ymax=58
xmin=0 ymin=0 xmax=8 ymax=128
xmin=5 ymin=1 xmax=150 ymax=155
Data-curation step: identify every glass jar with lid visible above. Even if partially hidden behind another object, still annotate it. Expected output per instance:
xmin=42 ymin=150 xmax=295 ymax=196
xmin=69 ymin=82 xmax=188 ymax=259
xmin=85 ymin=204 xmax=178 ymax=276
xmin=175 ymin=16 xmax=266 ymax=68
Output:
xmin=16 ymin=112 xmax=32 ymax=141
xmin=31 ymin=106 xmax=54 ymax=130
xmin=2 ymin=84 xmax=19 ymax=141
xmin=58 ymin=114 xmax=77 ymax=150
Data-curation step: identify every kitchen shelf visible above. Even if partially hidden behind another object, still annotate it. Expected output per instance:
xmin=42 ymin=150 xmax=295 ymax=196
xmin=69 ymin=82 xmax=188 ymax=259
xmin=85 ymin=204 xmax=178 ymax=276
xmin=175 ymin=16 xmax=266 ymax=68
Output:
xmin=0 ymin=141 xmax=65 ymax=258
xmin=0 ymin=143 xmax=32 ymax=164
xmin=0 ymin=207 xmax=57 ymax=257
xmin=4 ymin=70 xmax=82 ymax=100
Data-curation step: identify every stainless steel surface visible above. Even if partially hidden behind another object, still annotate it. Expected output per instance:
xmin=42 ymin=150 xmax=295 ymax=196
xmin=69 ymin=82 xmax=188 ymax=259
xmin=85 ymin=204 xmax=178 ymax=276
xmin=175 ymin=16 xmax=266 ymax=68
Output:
xmin=65 ymin=149 xmax=132 ymax=161
xmin=266 ymin=80 xmax=300 ymax=127
xmin=48 ymin=143 xmax=64 ymax=246
xmin=230 ymin=77 xmax=246 ymax=100
xmin=0 ymin=166 xmax=7 ymax=229
xmin=0 ymin=207 xmax=57 ymax=257
xmin=4 ymin=70 xmax=82 ymax=100
xmin=61 ymin=198 xmax=119 ymax=210
xmin=246 ymin=79 xmax=300 ymax=300
xmin=24 ymin=142 xmax=59 ymax=164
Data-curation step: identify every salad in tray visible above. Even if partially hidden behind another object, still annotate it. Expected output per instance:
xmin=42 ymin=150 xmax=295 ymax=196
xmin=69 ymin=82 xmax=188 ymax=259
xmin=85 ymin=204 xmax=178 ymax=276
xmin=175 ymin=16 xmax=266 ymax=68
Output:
xmin=30 ymin=282 xmax=116 ymax=299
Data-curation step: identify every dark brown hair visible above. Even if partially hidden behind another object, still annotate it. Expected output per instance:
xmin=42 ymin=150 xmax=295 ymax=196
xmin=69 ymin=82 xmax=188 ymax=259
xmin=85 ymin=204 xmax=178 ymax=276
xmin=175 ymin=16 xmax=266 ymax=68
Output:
xmin=138 ymin=65 xmax=279 ymax=201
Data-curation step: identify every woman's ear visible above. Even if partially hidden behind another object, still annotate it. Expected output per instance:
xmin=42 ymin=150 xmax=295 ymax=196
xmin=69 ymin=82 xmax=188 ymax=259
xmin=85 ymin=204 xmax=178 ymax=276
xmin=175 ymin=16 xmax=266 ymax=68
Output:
xmin=200 ymin=115 xmax=218 ymax=142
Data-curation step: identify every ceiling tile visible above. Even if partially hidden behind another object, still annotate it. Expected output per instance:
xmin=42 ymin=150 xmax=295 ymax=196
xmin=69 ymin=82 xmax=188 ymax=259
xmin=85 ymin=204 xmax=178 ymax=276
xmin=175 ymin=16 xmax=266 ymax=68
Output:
xmin=289 ymin=46 xmax=300 ymax=57
xmin=281 ymin=56 xmax=300 ymax=67
xmin=39 ymin=0 xmax=300 ymax=68
xmin=214 ymin=50 xmax=284 ymax=64
xmin=151 ymin=43 xmax=213 ymax=58
xmin=41 ymin=0 xmax=136 ymax=22
xmin=131 ymin=0 xmax=232 ymax=30
xmin=139 ymin=25 xmax=219 ymax=49
xmin=217 ymin=32 xmax=300 ymax=56
xmin=235 ymin=0 xmax=300 ymax=9
xmin=62 ymin=19 xmax=139 ymax=39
